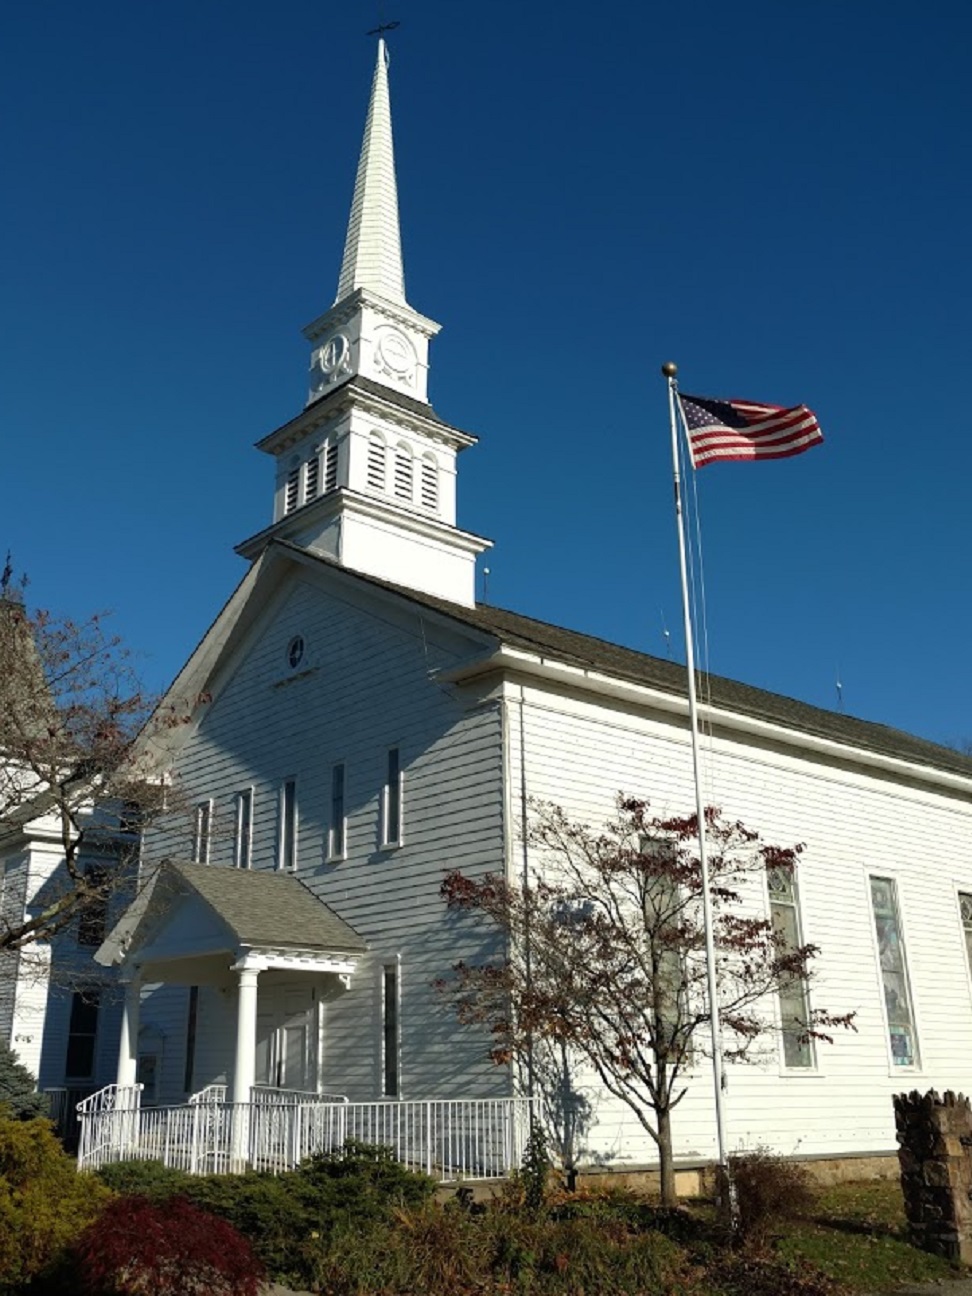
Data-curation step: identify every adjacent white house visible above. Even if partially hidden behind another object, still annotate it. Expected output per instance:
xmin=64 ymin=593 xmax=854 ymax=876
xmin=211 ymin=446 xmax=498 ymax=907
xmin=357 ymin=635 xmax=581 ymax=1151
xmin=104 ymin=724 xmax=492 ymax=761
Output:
xmin=7 ymin=39 xmax=972 ymax=1182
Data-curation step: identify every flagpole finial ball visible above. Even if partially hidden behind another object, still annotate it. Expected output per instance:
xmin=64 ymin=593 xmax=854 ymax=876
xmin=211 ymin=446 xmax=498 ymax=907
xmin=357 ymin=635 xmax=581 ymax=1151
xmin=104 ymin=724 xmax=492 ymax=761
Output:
xmin=661 ymin=361 xmax=678 ymax=378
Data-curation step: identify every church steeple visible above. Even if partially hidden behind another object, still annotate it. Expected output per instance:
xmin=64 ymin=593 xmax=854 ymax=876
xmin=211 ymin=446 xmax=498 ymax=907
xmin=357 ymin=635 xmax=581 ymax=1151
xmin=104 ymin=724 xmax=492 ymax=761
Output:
xmin=237 ymin=38 xmax=491 ymax=608
xmin=335 ymin=39 xmax=406 ymax=307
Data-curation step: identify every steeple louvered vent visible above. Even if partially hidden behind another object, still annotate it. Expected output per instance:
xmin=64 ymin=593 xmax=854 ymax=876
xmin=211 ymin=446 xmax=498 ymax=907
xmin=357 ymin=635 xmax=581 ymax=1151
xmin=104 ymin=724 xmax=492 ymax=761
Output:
xmin=305 ymin=455 xmax=320 ymax=501
xmin=394 ymin=446 xmax=413 ymax=501
xmin=367 ymin=434 xmax=387 ymax=491
xmin=324 ymin=444 xmax=339 ymax=493
xmin=285 ymin=461 xmax=301 ymax=514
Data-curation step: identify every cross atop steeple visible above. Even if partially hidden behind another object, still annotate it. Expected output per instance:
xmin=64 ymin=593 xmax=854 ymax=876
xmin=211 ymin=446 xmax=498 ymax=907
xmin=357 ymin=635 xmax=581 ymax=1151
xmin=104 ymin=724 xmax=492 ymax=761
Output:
xmin=335 ymin=38 xmax=406 ymax=307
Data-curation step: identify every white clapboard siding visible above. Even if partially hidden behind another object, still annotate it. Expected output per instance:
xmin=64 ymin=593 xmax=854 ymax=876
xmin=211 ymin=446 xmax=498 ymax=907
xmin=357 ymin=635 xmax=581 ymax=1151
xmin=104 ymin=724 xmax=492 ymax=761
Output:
xmin=504 ymin=679 xmax=972 ymax=1167
xmin=144 ymin=569 xmax=507 ymax=1105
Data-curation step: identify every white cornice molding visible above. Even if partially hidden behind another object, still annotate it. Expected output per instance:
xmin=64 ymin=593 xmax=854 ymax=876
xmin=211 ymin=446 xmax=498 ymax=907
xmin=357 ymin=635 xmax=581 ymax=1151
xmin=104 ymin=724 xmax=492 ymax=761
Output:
xmin=442 ymin=647 xmax=972 ymax=797
xmin=302 ymin=288 xmax=440 ymax=344
xmin=256 ymin=382 xmax=476 ymax=458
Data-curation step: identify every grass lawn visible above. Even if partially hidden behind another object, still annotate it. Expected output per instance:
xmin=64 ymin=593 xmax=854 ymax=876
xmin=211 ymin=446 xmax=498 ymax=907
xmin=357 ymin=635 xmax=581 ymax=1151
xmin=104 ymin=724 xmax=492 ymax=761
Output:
xmin=772 ymin=1178 xmax=961 ymax=1292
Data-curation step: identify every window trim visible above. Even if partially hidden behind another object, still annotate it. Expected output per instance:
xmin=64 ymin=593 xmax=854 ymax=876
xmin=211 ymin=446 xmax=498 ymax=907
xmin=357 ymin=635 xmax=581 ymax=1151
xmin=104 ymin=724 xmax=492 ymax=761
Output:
xmin=192 ymin=800 xmax=213 ymax=865
xmin=277 ymin=778 xmax=298 ymax=872
xmin=380 ymin=957 xmax=402 ymax=1099
xmin=765 ymin=861 xmax=817 ymax=1072
xmin=234 ymin=788 xmax=254 ymax=869
xmin=327 ymin=761 xmax=347 ymax=862
xmin=382 ymin=747 xmax=403 ymax=848
xmin=868 ymin=871 xmax=921 ymax=1073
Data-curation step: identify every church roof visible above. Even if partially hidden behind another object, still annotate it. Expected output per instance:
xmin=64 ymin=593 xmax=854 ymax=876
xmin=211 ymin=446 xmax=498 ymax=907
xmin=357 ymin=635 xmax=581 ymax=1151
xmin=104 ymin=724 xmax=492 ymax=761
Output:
xmin=281 ymin=543 xmax=972 ymax=783
xmin=162 ymin=860 xmax=368 ymax=953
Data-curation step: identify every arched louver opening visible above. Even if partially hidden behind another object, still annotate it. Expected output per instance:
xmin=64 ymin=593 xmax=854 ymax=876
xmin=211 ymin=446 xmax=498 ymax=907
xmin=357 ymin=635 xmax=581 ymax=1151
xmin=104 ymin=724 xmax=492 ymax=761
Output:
xmin=420 ymin=454 xmax=438 ymax=512
xmin=324 ymin=443 xmax=339 ymax=493
xmin=305 ymin=453 xmax=320 ymax=502
xmin=367 ymin=433 xmax=386 ymax=492
xmin=393 ymin=444 xmax=413 ymax=502
xmin=284 ymin=458 xmax=301 ymax=514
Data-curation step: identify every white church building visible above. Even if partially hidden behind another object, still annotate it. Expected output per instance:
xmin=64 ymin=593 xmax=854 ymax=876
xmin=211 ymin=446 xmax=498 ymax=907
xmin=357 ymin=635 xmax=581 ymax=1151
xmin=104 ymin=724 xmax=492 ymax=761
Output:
xmin=7 ymin=39 xmax=972 ymax=1183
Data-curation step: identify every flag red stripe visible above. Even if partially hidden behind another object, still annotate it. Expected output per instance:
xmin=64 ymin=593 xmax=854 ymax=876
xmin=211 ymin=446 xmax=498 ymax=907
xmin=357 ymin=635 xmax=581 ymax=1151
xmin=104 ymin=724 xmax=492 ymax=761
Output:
xmin=691 ymin=427 xmax=823 ymax=466
xmin=689 ymin=413 xmax=820 ymax=453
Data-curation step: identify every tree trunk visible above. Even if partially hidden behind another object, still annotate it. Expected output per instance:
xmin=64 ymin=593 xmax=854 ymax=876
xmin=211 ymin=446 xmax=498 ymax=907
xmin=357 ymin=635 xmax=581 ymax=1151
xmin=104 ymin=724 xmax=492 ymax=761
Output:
xmin=657 ymin=1105 xmax=677 ymax=1206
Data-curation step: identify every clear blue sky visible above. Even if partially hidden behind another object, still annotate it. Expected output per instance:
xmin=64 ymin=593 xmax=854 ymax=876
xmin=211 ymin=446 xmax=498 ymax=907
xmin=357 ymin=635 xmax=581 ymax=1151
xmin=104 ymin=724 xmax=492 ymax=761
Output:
xmin=3 ymin=0 xmax=970 ymax=748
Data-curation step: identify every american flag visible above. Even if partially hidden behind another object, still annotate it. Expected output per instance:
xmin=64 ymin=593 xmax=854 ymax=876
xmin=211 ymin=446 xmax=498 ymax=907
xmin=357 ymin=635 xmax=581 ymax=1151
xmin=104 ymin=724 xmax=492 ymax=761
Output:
xmin=678 ymin=393 xmax=823 ymax=469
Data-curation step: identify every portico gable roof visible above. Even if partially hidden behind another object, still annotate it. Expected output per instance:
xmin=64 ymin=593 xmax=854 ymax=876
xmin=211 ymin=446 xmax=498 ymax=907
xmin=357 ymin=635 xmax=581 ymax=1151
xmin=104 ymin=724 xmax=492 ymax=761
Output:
xmin=97 ymin=860 xmax=367 ymax=972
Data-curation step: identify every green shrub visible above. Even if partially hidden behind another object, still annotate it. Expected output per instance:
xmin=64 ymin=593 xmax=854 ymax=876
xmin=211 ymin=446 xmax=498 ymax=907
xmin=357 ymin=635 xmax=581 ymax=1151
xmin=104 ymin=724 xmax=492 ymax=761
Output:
xmin=729 ymin=1148 xmax=817 ymax=1243
xmin=0 ymin=1041 xmax=47 ymax=1121
xmin=0 ymin=1114 xmax=111 ymax=1289
xmin=96 ymin=1158 xmax=194 ymax=1199
xmin=312 ymin=1197 xmax=694 ymax=1295
xmin=180 ymin=1143 xmax=436 ymax=1288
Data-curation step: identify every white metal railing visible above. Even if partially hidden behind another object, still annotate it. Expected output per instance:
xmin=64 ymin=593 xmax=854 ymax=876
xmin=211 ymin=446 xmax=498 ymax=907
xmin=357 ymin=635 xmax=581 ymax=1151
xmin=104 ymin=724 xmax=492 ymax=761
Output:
xmin=77 ymin=1093 xmax=535 ymax=1182
xmin=76 ymin=1084 xmax=144 ymax=1168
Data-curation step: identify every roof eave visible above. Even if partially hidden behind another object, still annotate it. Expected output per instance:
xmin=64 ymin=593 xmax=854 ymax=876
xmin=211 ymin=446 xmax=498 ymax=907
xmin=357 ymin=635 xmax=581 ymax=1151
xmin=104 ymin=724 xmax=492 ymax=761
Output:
xmin=442 ymin=646 xmax=972 ymax=796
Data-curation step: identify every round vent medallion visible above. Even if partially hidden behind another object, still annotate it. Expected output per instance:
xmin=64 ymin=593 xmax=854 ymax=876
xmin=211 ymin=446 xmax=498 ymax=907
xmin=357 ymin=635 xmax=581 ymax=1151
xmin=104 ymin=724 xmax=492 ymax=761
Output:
xmin=286 ymin=635 xmax=305 ymax=670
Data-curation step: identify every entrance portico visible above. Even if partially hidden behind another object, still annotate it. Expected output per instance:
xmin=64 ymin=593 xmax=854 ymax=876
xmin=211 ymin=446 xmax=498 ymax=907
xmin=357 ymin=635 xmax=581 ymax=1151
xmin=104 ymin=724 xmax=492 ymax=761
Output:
xmin=97 ymin=861 xmax=367 ymax=1105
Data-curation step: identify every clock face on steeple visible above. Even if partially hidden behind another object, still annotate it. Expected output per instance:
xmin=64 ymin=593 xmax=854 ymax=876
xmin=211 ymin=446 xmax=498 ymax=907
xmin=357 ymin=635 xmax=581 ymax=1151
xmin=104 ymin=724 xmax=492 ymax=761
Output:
xmin=309 ymin=331 xmax=353 ymax=398
xmin=374 ymin=327 xmax=416 ymax=385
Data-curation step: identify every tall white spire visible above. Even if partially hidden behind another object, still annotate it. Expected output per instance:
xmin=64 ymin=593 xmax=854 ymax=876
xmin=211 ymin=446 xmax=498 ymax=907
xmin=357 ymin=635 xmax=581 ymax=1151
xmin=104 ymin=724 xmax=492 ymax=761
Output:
xmin=335 ymin=39 xmax=406 ymax=306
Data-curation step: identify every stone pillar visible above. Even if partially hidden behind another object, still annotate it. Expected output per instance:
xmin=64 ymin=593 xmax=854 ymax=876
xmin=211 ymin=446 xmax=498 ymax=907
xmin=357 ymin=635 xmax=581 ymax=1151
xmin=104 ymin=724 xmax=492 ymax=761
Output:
xmin=115 ymin=973 xmax=141 ymax=1090
xmin=895 ymin=1088 xmax=972 ymax=1264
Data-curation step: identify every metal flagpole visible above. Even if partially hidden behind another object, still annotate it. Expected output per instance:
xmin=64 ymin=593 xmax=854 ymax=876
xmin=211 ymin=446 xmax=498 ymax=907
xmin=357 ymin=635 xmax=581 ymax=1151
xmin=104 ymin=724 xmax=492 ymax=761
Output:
xmin=661 ymin=360 xmax=733 ymax=1204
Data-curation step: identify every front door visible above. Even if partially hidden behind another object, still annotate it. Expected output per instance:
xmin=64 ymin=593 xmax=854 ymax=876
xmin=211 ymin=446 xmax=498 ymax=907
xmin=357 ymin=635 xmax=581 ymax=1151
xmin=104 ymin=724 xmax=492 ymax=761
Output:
xmin=255 ymin=985 xmax=315 ymax=1092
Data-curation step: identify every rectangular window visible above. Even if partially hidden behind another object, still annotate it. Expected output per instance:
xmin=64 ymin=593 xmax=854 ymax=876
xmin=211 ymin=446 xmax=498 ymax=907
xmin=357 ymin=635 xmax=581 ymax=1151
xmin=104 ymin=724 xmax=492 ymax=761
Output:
xmin=382 ymin=963 xmax=400 ymax=1097
xmin=77 ymin=863 xmax=109 ymax=948
xmin=870 ymin=876 xmax=919 ymax=1067
xmin=767 ymin=864 xmax=814 ymax=1068
xmin=192 ymin=800 xmax=212 ymax=865
xmin=278 ymin=779 xmax=297 ymax=871
xmin=234 ymin=789 xmax=253 ymax=869
xmin=184 ymin=985 xmax=199 ymax=1093
xmin=328 ymin=763 xmax=346 ymax=860
xmin=383 ymin=748 xmax=402 ymax=846
xmin=65 ymin=990 xmax=100 ymax=1079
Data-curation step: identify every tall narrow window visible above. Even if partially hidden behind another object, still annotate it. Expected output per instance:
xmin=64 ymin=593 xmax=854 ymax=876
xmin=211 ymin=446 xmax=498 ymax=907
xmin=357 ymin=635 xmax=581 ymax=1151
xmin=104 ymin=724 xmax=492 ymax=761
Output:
xmin=420 ymin=454 xmax=438 ymax=511
xmin=65 ymin=991 xmax=100 ymax=1079
xmin=77 ymin=864 xmax=109 ymax=947
xmin=278 ymin=779 xmax=297 ymax=871
xmin=304 ymin=453 xmax=320 ymax=502
xmin=192 ymin=801 xmax=212 ymax=865
xmin=284 ymin=459 xmax=301 ymax=514
xmin=767 ymin=864 xmax=814 ymax=1068
xmin=184 ymin=985 xmax=199 ymax=1093
xmin=383 ymin=747 xmax=402 ymax=846
xmin=393 ymin=444 xmax=413 ymax=502
xmin=367 ymin=433 xmax=386 ymax=491
xmin=234 ymin=788 xmax=253 ymax=869
xmin=328 ymin=762 xmax=346 ymax=860
xmin=638 ymin=837 xmax=690 ymax=1062
xmin=382 ymin=963 xmax=400 ymax=1097
xmin=324 ymin=442 xmax=339 ymax=493
xmin=960 ymin=893 xmax=972 ymax=975
xmin=870 ymin=876 xmax=919 ymax=1067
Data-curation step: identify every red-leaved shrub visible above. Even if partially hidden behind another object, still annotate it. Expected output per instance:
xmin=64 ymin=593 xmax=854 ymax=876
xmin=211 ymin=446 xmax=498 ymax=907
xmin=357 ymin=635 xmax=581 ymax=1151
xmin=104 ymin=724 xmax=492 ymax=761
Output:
xmin=74 ymin=1194 xmax=265 ymax=1296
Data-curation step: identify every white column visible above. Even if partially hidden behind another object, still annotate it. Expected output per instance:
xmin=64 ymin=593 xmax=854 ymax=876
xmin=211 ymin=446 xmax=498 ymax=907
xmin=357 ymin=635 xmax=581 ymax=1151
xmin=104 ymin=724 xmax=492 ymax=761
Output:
xmin=230 ymin=962 xmax=260 ymax=1169
xmin=232 ymin=965 xmax=260 ymax=1105
xmin=115 ymin=973 xmax=141 ymax=1090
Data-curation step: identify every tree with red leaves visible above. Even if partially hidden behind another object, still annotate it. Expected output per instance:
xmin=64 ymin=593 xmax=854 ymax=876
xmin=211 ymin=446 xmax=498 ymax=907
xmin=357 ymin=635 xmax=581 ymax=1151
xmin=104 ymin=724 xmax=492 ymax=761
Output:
xmin=74 ymin=1194 xmax=265 ymax=1296
xmin=439 ymin=796 xmax=854 ymax=1205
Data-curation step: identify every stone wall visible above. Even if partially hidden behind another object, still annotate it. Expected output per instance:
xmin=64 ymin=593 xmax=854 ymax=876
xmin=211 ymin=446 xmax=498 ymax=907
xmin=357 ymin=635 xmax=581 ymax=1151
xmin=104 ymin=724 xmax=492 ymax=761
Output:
xmin=895 ymin=1088 xmax=972 ymax=1263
